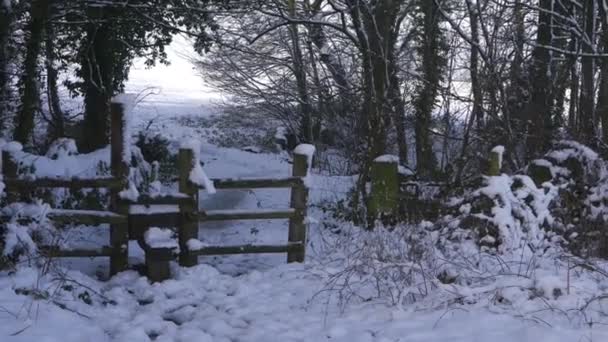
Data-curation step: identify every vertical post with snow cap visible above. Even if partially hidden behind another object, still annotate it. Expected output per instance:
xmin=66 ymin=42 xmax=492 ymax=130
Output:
xmin=110 ymin=101 xmax=129 ymax=275
xmin=488 ymin=146 xmax=504 ymax=176
xmin=288 ymin=144 xmax=314 ymax=263
xmin=178 ymin=147 xmax=199 ymax=267
xmin=368 ymin=155 xmax=399 ymax=225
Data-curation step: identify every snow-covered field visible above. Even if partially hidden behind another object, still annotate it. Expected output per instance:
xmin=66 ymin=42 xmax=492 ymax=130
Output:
xmin=2 ymin=38 xmax=608 ymax=341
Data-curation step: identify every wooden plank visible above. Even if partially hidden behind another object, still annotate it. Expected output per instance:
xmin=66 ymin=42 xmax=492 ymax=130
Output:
xmin=48 ymin=209 xmax=128 ymax=225
xmin=129 ymin=212 xmax=182 ymax=227
xmin=189 ymin=242 xmax=302 ymax=256
xmin=4 ymin=177 xmax=121 ymax=190
xmin=208 ymin=177 xmax=304 ymax=190
xmin=199 ymin=208 xmax=296 ymax=221
xmin=119 ymin=194 xmax=193 ymax=206
xmin=39 ymin=245 xmax=115 ymax=257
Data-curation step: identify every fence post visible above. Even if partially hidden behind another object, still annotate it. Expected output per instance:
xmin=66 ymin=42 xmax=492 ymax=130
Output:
xmin=368 ymin=155 xmax=399 ymax=225
xmin=110 ymin=102 xmax=129 ymax=276
xmin=488 ymin=146 xmax=504 ymax=176
xmin=288 ymin=148 xmax=311 ymax=263
xmin=178 ymin=148 xmax=198 ymax=267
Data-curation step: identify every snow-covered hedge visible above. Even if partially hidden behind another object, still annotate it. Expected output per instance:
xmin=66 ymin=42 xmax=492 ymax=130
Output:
xmin=319 ymin=140 xmax=608 ymax=314
xmin=441 ymin=140 xmax=608 ymax=259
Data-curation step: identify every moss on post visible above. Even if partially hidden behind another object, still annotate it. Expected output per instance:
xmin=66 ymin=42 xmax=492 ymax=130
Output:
xmin=487 ymin=146 xmax=504 ymax=176
xmin=368 ymin=156 xmax=399 ymax=225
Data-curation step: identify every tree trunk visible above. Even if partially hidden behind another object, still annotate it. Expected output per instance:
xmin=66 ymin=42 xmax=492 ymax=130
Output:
xmin=578 ymin=0 xmax=596 ymax=144
xmin=344 ymin=0 xmax=399 ymax=222
xmin=306 ymin=39 xmax=324 ymax=141
xmin=0 ymin=0 xmax=12 ymax=132
xmin=598 ymin=6 xmax=608 ymax=142
xmin=14 ymin=0 xmax=48 ymax=145
xmin=81 ymin=15 xmax=115 ymax=152
xmin=390 ymin=73 xmax=408 ymax=165
xmin=569 ymin=63 xmax=579 ymax=133
xmin=414 ymin=0 xmax=442 ymax=179
xmin=466 ymin=0 xmax=483 ymax=131
xmin=288 ymin=0 xmax=313 ymax=143
xmin=46 ymin=18 xmax=64 ymax=139
xmin=523 ymin=0 xmax=553 ymax=160
xmin=307 ymin=15 xmax=352 ymax=122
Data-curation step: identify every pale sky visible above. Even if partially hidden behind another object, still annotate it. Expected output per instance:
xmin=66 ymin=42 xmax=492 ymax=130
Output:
xmin=126 ymin=34 xmax=222 ymax=102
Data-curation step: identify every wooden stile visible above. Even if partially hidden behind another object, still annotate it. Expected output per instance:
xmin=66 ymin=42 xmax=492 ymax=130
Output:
xmin=1 ymin=113 xmax=314 ymax=281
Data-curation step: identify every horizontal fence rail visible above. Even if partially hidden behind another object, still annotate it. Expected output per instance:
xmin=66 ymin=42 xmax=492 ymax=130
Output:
xmin=209 ymin=177 xmax=304 ymax=190
xmin=39 ymin=245 xmax=116 ymax=258
xmin=200 ymin=208 xmax=296 ymax=221
xmin=4 ymin=177 xmax=121 ymax=190
xmin=49 ymin=209 xmax=128 ymax=225
xmin=119 ymin=194 xmax=193 ymax=206
xmin=188 ymin=242 xmax=303 ymax=256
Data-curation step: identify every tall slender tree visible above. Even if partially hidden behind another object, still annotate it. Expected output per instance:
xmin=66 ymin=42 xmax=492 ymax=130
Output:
xmin=0 ymin=0 xmax=13 ymax=133
xmin=413 ymin=0 xmax=446 ymax=178
xmin=14 ymin=0 xmax=49 ymax=145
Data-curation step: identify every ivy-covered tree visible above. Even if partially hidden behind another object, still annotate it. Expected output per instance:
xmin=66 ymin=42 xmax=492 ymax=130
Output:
xmin=13 ymin=0 xmax=50 ymax=145
xmin=412 ymin=0 xmax=447 ymax=179
xmin=0 ymin=0 xmax=13 ymax=133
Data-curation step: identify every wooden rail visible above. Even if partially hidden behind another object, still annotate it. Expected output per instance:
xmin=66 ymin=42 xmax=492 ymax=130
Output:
xmin=39 ymin=245 xmax=115 ymax=257
xmin=209 ymin=177 xmax=303 ymax=189
xmin=48 ymin=209 xmax=128 ymax=225
xmin=200 ymin=208 xmax=296 ymax=221
xmin=119 ymin=194 xmax=193 ymax=206
xmin=4 ymin=177 xmax=121 ymax=190
xmin=188 ymin=242 xmax=302 ymax=256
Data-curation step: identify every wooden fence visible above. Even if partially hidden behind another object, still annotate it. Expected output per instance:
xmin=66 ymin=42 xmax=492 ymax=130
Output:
xmin=1 ymin=100 xmax=312 ymax=282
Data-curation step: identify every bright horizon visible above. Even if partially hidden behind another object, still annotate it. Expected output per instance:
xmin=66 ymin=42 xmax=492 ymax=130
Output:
xmin=126 ymin=34 xmax=223 ymax=103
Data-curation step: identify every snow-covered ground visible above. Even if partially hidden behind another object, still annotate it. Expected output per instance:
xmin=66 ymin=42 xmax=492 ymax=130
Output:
xmin=2 ymin=38 xmax=608 ymax=341
xmin=4 ymin=262 xmax=606 ymax=342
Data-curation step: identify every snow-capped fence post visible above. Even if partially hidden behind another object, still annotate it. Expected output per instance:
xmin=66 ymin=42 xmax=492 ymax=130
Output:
xmin=178 ymin=147 xmax=199 ymax=267
xmin=368 ymin=155 xmax=399 ymax=226
xmin=488 ymin=146 xmax=504 ymax=176
xmin=287 ymin=145 xmax=313 ymax=263
xmin=109 ymin=101 xmax=130 ymax=275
